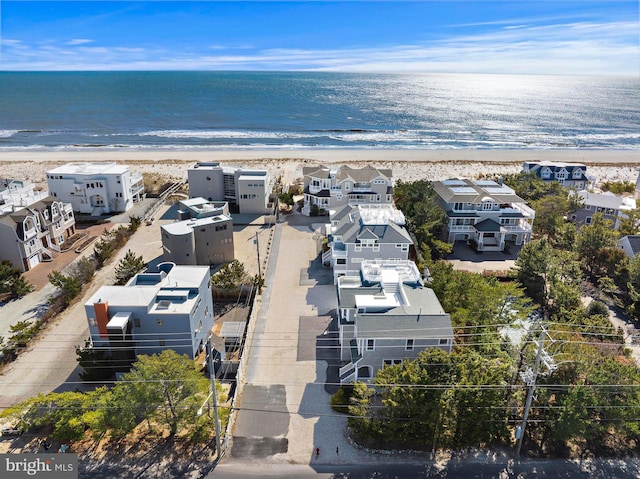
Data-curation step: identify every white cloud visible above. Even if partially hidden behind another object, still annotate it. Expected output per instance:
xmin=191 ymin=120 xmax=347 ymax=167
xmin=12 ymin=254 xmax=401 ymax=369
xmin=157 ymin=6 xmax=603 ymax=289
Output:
xmin=1 ymin=19 xmax=637 ymax=75
xmin=67 ymin=38 xmax=94 ymax=45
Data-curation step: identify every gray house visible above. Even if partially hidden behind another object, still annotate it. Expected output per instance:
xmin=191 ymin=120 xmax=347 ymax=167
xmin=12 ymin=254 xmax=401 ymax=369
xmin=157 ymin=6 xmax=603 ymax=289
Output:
xmin=337 ymin=260 xmax=453 ymax=384
xmin=571 ymin=190 xmax=635 ymax=229
xmin=302 ymin=165 xmax=393 ymax=216
xmin=187 ymin=162 xmax=272 ymax=215
xmin=161 ymin=197 xmax=235 ymax=266
xmin=84 ymin=262 xmax=214 ymax=369
xmin=432 ymin=178 xmax=535 ymax=252
xmin=323 ymin=204 xmax=413 ymax=283
xmin=619 ymin=235 xmax=640 ymax=259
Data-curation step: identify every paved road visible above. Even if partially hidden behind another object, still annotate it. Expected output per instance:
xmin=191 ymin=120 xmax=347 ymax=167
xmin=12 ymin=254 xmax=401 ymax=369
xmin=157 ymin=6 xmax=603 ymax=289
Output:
xmin=0 ymin=204 xmax=172 ymax=409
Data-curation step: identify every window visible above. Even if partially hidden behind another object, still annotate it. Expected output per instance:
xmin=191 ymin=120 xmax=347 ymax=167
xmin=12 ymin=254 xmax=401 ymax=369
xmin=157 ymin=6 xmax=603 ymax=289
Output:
xmin=366 ymin=339 xmax=375 ymax=351
xmin=89 ymin=317 xmax=96 ymax=327
xmin=336 ymin=258 xmax=346 ymax=265
xmin=585 ymin=205 xmax=591 ymax=210
xmin=406 ymin=339 xmax=414 ymax=351
xmin=157 ymin=319 xmax=163 ymax=326
xmin=383 ymin=359 xmax=402 ymax=367
xmin=585 ymin=216 xmax=592 ymax=224
xmin=482 ymin=201 xmax=493 ymax=210
xmin=439 ymin=338 xmax=449 ymax=346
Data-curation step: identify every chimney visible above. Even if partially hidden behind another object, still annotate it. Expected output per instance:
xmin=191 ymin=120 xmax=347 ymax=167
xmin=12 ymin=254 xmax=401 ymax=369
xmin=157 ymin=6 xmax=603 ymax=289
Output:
xmin=94 ymin=300 xmax=109 ymax=338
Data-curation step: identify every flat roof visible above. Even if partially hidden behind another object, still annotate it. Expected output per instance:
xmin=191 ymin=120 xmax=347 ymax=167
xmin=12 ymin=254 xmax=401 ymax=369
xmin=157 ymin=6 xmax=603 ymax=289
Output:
xmin=162 ymin=214 xmax=232 ymax=234
xmin=47 ymin=162 xmax=129 ymax=176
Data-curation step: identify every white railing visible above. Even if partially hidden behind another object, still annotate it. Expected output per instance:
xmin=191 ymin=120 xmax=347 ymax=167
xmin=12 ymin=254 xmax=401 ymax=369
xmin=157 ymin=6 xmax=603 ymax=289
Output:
xmin=449 ymin=225 xmax=475 ymax=232
xmin=339 ymin=363 xmax=356 ymax=383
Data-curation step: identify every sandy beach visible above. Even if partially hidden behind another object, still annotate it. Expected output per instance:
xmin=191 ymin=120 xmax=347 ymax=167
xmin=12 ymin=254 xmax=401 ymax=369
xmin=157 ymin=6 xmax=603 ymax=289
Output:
xmin=2 ymin=149 xmax=639 ymax=188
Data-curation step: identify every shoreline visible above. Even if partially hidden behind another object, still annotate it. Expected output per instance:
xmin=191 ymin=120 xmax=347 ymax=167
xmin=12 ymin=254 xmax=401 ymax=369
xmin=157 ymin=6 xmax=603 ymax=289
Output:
xmin=1 ymin=148 xmax=638 ymax=163
xmin=1 ymin=149 xmax=638 ymax=187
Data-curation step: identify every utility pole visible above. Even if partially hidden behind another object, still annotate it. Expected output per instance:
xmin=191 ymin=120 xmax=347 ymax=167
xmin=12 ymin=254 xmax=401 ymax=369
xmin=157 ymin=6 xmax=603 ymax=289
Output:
xmin=205 ymin=339 xmax=224 ymax=459
xmin=255 ymin=231 xmax=261 ymax=277
xmin=516 ymin=326 xmax=556 ymax=456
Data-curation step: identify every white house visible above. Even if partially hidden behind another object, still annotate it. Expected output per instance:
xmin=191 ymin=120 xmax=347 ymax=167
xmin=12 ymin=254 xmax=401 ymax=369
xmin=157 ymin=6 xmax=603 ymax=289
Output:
xmin=0 ymin=179 xmax=49 ymax=215
xmin=337 ymin=260 xmax=453 ymax=384
xmin=302 ymin=165 xmax=393 ymax=216
xmin=46 ymin=162 xmax=145 ymax=215
xmin=432 ymin=178 xmax=535 ymax=252
xmin=84 ymin=262 xmax=214 ymax=369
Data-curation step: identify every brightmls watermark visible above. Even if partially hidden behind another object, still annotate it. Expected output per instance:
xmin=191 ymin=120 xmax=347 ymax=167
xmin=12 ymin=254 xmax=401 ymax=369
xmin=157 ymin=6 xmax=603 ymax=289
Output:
xmin=1 ymin=454 xmax=77 ymax=478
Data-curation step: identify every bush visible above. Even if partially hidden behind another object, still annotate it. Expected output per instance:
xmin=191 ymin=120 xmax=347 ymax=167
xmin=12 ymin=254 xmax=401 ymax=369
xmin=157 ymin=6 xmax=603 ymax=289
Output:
xmin=330 ymin=385 xmax=354 ymax=414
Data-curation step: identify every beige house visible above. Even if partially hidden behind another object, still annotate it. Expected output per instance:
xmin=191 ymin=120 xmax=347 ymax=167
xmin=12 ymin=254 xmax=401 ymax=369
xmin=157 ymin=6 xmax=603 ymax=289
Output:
xmin=0 ymin=196 xmax=75 ymax=271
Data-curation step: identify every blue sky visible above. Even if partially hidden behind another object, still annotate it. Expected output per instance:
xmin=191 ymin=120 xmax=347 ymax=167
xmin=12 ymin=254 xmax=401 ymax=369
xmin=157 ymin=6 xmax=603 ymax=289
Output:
xmin=0 ymin=1 xmax=637 ymax=74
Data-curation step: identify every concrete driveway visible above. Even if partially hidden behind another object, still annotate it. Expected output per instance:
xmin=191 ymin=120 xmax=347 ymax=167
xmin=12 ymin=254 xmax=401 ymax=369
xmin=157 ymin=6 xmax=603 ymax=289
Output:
xmin=445 ymin=240 xmax=522 ymax=274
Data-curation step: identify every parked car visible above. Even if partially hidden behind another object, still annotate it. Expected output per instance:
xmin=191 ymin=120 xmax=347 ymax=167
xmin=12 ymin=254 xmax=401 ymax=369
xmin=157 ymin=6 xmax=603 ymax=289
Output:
xmin=1 ymin=425 xmax=22 ymax=436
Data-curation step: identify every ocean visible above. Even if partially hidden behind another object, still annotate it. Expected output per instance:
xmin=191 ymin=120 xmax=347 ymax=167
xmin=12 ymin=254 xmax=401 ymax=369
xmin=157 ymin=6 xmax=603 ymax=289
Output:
xmin=0 ymin=71 xmax=638 ymax=150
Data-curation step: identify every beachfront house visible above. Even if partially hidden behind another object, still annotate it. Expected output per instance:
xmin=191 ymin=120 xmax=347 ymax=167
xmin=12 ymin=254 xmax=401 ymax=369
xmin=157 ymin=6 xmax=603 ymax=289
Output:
xmin=337 ymin=260 xmax=453 ymax=384
xmin=323 ymin=204 xmax=413 ymax=283
xmin=161 ymin=197 xmax=234 ymax=266
xmin=84 ymin=262 xmax=214 ymax=370
xmin=302 ymin=165 xmax=393 ymax=216
xmin=187 ymin=162 xmax=273 ymax=215
xmin=0 ymin=179 xmax=50 ymax=214
xmin=0 ymin=196 xmax=75 ymax=271
xmin=46 ymin=162 xmax=145 ymax=215
xmin=570 ymin=190 xmax=636 ymax=230
xmin=522 ymin=161 xmax=594 ymax=190
xmin=432 ymin=178 xmax=535 ymax=252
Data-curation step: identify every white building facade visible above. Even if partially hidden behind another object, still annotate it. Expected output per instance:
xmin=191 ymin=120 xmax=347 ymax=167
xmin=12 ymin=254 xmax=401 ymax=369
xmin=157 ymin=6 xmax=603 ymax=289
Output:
xmin=0 ymin=196 xmax=75 ymax=271
xmin=46 ymin=162 xmax=145 ymax=215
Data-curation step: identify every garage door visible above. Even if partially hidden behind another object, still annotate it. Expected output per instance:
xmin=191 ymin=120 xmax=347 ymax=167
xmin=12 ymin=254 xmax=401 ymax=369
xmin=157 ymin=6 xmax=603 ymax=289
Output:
xmin=28 ymin=254 xmax=40 ymax=269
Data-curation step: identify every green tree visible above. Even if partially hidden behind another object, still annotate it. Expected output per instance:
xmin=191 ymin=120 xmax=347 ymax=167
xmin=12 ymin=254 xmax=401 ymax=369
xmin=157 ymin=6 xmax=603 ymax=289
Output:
xmin=626 ymin=254 xmax=640 ymax=319
xmin=211 ymin=260 xmax=248 ymax=289
xmin=430 ymin=261 xmax=530 ymax=352
xmin=114 ymin=350 xmax=211 ymax=436
xmin=0 ymin=261 xmax=33 ymax=298
xmin=114 ymin=249 xmax=146 ymax=285
xmin=394 ymin=179 xmax=452 ymax=262
xmin=617 ymin=208 xmax=640 ymax=237
xmin=76 ymin=340 xmax=113 ymax=381
xmin=576 ymin=213 xmax=620 ymax=280
xmin=513 ymin=239 xmax=582 ymax=316
xmin=48 ymin=270 xmax=81 ymax=306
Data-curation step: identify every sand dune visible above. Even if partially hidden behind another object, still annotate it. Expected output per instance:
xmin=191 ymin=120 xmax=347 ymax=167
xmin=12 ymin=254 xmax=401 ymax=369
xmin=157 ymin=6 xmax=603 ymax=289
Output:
xmin=1 ymin=149 xmax=638 ymax=188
